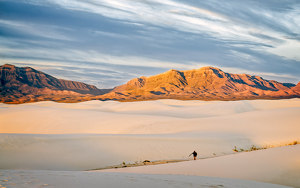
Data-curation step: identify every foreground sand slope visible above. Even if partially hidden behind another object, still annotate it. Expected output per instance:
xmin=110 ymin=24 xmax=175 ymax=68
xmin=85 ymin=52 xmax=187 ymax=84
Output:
xmin=102 ymin=145 xmax=300 ymax=187
xmin=0 ymin=170 xmax=291 ymax=188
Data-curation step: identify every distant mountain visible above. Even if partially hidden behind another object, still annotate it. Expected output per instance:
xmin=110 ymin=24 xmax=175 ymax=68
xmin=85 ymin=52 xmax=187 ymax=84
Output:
xmin=1 ymin=64 xmax=299 ymax=103
xmin=0 ymin=64 xmax=108 ymax=103
xmin=101 ymin=66 xmax=300 ymax=101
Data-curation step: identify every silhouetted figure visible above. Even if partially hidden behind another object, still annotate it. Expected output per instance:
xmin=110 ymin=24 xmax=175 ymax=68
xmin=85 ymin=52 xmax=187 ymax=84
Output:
xmin=189 ymin=151 xmax=197 ymax=160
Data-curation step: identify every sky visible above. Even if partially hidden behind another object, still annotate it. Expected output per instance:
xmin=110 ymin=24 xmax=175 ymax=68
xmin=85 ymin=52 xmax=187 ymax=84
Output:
xmin=0 ymin=0 xmax=300 ymax=88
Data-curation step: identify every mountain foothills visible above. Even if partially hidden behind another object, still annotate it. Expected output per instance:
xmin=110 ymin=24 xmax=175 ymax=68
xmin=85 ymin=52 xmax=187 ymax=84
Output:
xmin=0 ymin=64 xmax=299 ymax=103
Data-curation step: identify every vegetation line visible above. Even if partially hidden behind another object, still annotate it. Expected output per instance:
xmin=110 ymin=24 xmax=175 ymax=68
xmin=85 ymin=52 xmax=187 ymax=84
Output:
xmin=88 ymin=141 xmax=299 ymax=171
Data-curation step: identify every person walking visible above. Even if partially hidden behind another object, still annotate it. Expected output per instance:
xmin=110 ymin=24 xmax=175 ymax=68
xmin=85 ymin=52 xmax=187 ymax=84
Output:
xmin=189 ymin=150 xmax=197 ymax=160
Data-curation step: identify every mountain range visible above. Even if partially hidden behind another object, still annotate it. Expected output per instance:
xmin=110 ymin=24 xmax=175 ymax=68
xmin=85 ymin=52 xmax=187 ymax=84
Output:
xmin=0 ymin=64 xmax=108 ymax=103
xmin=1 ymin=64 xmax=299 ymax=103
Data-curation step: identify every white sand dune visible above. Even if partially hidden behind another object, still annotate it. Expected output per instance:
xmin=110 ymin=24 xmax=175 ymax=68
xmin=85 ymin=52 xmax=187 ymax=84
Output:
xmin=0 ymin=99 xmax=299 ymax=171
xmin=102 ymin=144 xmax=300 ymax=187
xmin=0 ymin=99 xmax=299 ymax=187
xmin=1 ymin=99 xmax=299 ymax=140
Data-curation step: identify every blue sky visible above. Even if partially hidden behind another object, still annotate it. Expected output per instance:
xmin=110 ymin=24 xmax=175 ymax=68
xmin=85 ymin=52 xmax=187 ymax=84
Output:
xmin=1 ymin=0 xmax=300 ymax=88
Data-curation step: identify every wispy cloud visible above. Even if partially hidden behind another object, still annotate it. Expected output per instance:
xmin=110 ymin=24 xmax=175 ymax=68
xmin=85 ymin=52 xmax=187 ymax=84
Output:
xmin=22 ymin=0 xmax=300 ymax=60
xmin=1 ymin=0 xmax=299 ymax=87
xmin=0 ymin=46 xmax=206 ymax=88
xmin=0 ymin=19 xmax=73 ymax=41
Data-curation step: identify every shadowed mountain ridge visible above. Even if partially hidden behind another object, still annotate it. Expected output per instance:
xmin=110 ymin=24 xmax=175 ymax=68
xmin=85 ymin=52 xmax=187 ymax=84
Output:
xmin=0 ymin=64 xmax=108 ymax=103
